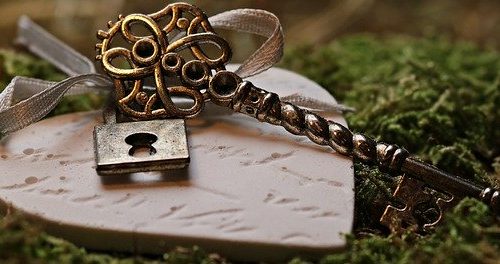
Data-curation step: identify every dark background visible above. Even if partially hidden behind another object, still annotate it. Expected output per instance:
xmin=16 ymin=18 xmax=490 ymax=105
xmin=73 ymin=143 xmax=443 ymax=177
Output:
xmin=1 ymin=0 xmax=499 ymax=62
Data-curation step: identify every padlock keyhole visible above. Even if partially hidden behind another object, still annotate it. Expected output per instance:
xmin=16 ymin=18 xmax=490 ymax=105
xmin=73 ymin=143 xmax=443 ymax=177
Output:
xmin=125 ymin=132 xmax=158 ymax=157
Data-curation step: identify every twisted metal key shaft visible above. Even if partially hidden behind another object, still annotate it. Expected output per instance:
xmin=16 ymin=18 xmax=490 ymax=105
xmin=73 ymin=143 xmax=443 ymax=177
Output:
xmin=207 ymin=70 xmax=500 ymax=216
xmin=95 ymin=2 xmax=499 ymax=216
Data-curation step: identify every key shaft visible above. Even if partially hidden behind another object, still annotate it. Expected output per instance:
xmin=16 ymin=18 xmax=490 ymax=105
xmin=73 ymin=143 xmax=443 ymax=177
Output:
xmin=402 ymin=158 xmax=498 ymax=213
xmin=207 ymin=71 xmax=500 ymax=215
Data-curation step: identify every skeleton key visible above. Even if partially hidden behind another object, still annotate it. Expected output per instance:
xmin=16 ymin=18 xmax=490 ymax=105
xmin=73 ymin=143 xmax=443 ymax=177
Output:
xmin=94 ymin=2 xmax=499 ymax=218
xmin=207 ymin=73 xmax=499 ymax=216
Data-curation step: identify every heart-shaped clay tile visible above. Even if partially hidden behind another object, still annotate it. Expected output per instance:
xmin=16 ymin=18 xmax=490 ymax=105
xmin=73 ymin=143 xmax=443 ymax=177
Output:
xmin=0 ymin=66 xmax=354 ymax=262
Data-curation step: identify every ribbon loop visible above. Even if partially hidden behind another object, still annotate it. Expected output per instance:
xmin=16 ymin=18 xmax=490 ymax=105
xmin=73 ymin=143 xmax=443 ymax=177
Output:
xmin=16 ymin=16 xmax=96 ymax=76
xmin=0 ymin=75 xmax=112 ymax=134
xmin=209 ymin=9 xmax=284 ymax=78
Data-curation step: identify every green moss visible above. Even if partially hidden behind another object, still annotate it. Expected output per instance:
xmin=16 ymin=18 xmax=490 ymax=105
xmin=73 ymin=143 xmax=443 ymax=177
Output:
xmin=281 ymin=35 xmax=500 ymax=263
xmin=282 ymin=36 xmax=499 ymax=183
xmin=0 ymin=214 xmax=225 ymax=263
xmin=1 ymin=200 xmax=495 ymax=263
xmin=1 ymin=35 xmax=499 ymax=263
xmin=0 ymin=49 xmax=65 ymax=86
xmin=317 ymin=199 xmax=499 ymax=264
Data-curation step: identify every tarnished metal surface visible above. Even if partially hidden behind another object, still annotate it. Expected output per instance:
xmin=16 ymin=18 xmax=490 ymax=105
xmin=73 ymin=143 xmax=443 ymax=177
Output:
xmin=380 ymin=175 xmax=457 ymax=233
xmin=205 ymin=70 xmax=500 ymax=221
xmin=95 ymin=2 xmax=231 ymax=120
xmin=95 ymin=2 xmax=499 ymax=223
xmin=93 ymin=109 xmax=189 ymax=175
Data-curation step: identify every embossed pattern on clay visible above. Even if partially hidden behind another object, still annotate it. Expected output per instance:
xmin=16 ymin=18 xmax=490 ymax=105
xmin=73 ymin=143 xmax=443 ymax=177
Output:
xmin=0 ymin=66 xmax=354 ymax=262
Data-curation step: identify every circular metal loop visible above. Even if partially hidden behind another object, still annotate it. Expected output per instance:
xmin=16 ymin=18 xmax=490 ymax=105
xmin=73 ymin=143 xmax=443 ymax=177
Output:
xmin=131 ymin=38 xmax=160 ymax=66
xmin=176 ymin=18 xmax=190 ymax=30
xmin=182 ymin=60 xmax=210 ymax=87
xmin=208 ymin=71 xmax=241 ymax=106
xmin=161 ymin=52 xmax=184 ymax=73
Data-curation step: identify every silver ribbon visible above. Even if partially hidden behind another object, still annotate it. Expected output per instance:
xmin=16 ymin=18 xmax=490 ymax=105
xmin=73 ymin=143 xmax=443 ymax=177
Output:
xmin=0 ymin=9 xmax=349 ymax=136
xmin=209 ymin=9 xmax=284 ymax=78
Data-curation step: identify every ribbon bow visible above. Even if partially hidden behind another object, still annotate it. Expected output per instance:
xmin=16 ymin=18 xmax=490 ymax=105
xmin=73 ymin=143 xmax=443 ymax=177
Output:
xmin=0 ymin=7 xmax=350 ymax=136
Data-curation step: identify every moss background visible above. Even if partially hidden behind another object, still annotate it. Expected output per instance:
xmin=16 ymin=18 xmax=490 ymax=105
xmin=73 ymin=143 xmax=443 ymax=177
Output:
xmin=0 ymin=34 xmax=499 ymax=263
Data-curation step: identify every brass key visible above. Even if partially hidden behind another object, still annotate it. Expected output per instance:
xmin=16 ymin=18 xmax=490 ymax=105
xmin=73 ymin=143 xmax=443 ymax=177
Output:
xmin=94 ymin=2 xmax=499 ymax=216
xmin=206 ymin=72 xmax=500 ymax=217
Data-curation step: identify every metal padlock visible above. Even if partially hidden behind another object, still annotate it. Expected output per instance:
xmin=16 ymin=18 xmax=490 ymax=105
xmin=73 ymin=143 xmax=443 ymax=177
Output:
xmin=93 ymin=107 xmax=189 ymax=175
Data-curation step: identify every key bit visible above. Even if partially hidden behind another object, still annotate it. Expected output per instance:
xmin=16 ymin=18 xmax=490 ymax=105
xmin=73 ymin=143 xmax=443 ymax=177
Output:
xmin=380 ymin=175 xmax=457 ymax=233
xmin=94 ymin=2 xmax=500 ymax=216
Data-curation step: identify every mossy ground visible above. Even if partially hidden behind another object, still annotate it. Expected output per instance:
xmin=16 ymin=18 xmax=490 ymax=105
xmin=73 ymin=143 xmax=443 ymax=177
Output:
xmin=0 ymin=35 xmax=499 ymax=263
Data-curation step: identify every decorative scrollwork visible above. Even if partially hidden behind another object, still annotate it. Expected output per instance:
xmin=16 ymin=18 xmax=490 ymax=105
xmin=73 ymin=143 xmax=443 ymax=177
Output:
xmin=96 ymin=2 xmax=232 ymax=119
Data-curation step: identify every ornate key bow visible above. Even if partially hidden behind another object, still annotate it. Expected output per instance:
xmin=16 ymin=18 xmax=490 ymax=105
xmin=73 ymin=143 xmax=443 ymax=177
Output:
xmin=95 ymin=2 xmax=499 ymax=230
xmin=96 ymin=2 xmax=232 ymax=119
